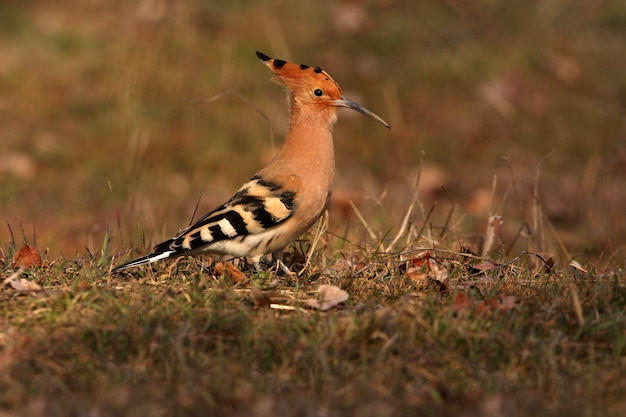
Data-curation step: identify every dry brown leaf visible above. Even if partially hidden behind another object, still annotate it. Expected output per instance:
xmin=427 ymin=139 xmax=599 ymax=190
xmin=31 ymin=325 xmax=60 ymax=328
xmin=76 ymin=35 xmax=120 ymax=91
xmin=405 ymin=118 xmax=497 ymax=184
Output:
xmin=398 ymin=251 xmax=437 ymax=274
xmin=452 ymin=292 xmax=473 ymax=314
xmin=453 ymin=293 xmax=491 ymax=316
xmin=428 ymin=258 xmax=448 ymax=282
xmin=499 ymin=295 xmax=518 ymax=313
xmin=304 ymin=284 xmax=349 ymax=311
xmin=473 ymin=261 xmax=497 ymax=272
xmin=568 ymin=260 xmax=587 ymax=273
xmin=9 ymin=278 xmax=42 ymax=292
xmin=411 ymin=250 xmax=432 ymax=268
xmin=453 ymin=293 xmax=518 ymax=317
xmin=13 ymin=245 xmax=42 ymax=269
xmin=76 ymin=279 xmax=91 ymax=291
xmin=405 ymin=267 xmax=428 ymax=282
xmin=330 ymin=259 xmax=367 ymax=274
xmin=480 ymin=296 xmax=518 ymax=316
xmin=485 ymin=297 xmax=502 ymax=311
xmin=215 ymin=261 xmax=248 ymax=284
xmin=473 ymin=301 xmax=493 ymax=316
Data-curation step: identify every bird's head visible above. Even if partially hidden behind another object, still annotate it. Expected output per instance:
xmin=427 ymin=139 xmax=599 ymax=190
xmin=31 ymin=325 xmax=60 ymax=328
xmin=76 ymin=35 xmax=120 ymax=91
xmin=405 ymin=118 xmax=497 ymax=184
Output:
xmin=256 ymin=51 xmax=390 ymax=129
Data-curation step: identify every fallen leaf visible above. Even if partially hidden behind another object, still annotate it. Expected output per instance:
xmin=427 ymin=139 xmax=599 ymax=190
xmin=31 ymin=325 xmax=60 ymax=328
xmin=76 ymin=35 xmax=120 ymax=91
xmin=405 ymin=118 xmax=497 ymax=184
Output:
xmin=304 ymin=284 xmax=349 ymax=311
xmin=331 ymin=259 xmax=367 ymax=275
xmin=452 ymin=292 xmax=473 ymax=314
xmin=473 ymin=301 xmax=493 ymax=316
xmin=485 ymin=297 xmax=502 ymax=311
xmin=215 ymin=261 xmax=248 ymax=284
xmin=568 ymin=260 xmax=587 ymax=274
xmin=76 ymin=279 xmax=91 ymax=290
xmin=411 ymin=251 xmax=432 ymax=268
xmin=428 ymin=258 xmax=448 ymax=282
xmin=543 ymin=256 xmax=555 ymax=273
xmin=499 ymin=295 xmax=518 ymax=313
xmin=405 ymin=267 xmax=428 ymax=282
xmin=13 ymin=245 xmax=42 ymax=269
xmin=9 ymin=278 xmax=42 ymax=292
xmin=472 ymin=261 xmax=497 ymax=272
xmin=453 ymin=293 xmax=518 ymax=317
xmin=398 ymin=251 xmax=435 ymax=274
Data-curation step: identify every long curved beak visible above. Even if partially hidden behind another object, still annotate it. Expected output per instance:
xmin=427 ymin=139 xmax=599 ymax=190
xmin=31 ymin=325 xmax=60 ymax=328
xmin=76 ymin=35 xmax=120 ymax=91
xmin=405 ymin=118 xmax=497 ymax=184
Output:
xmin=333 ymin=96 xmax=391 ymax=129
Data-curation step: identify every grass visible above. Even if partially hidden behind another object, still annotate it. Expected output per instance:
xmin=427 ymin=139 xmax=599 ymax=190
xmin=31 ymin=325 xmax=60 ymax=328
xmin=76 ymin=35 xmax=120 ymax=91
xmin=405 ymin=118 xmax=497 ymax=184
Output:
xmin=1 ymin=0 xmax=626 ymax=415
xmin=2 ymin=236 xmax=625 ymax=416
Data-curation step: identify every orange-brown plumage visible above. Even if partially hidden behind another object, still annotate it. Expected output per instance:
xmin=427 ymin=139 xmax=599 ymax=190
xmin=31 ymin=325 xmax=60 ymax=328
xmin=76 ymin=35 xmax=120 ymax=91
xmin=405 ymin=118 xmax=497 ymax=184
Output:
xmin=112 ymin=51 xmax=389 ymax=274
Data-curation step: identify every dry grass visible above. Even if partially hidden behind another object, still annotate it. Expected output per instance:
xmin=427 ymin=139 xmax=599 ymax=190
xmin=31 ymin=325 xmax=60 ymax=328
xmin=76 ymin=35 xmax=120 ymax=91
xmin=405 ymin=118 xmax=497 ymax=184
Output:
xmin=1 ymin=0 xmax=626 ymax=416
xmin=1 ymin=0 xmax=625 ymax=256
xmin=1 ymin=226 xmax=625 ymax=416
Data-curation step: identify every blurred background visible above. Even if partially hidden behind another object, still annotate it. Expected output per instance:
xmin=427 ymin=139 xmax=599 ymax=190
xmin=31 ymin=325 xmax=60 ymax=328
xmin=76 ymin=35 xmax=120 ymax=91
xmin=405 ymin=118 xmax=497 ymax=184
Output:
xmin=1 ymin=0 xmax=625 ymax=263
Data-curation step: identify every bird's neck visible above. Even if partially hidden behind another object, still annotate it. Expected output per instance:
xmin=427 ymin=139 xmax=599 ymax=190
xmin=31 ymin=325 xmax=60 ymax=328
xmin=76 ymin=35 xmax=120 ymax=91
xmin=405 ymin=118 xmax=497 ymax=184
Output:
xmin=273 ymin=105 xmax=337 ymax=181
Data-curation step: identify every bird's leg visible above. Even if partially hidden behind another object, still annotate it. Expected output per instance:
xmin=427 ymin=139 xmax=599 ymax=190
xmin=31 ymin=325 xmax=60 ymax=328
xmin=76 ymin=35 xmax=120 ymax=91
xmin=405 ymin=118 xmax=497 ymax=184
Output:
xmin=277 ymin=258 xmax=295 ymax=276
xmin=272 ymin=251 xmax=296 ymax=276
xmin=248 ymin=254 xmax=265 ymax=273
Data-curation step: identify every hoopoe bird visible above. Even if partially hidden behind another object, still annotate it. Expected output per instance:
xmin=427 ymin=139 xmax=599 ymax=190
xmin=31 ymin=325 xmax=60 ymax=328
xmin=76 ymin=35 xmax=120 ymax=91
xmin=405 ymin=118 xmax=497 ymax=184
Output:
xmin=112 ymin=51 xmax=390 ymax=274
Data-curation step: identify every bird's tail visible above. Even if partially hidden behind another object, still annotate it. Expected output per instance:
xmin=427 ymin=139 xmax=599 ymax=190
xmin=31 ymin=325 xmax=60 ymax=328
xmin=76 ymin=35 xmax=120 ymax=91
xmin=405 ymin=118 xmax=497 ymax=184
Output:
xmin=111 ymin=250 xmax=175 ymax=273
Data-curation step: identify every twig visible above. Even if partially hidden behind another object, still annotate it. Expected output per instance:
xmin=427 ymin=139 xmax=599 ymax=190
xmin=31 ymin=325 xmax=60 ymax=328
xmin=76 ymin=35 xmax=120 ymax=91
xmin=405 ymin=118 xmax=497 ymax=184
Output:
xmin=189 ymin=189 xmax=206 ymax=226
xmin=414 ymin=203 xmax=437 ymax=244
xmin=385 ymin=203 xmax=414 ymax=253
xmin=506 ymin=222 xmax=531 ymax=256
xmin=568 ymin=281 xmax=585 ymax=327
xmin=299 ymin=211 xmax=328 ymax=275
xmin=349 ymin=200 xmax=377 ymax=241
xmin=2 ymin=268 xmax=24 ymax=286
xmin=541 ymin=210 xmax=572 ymax=261
xmin=439 ymin=202 xmax=457 ymax=239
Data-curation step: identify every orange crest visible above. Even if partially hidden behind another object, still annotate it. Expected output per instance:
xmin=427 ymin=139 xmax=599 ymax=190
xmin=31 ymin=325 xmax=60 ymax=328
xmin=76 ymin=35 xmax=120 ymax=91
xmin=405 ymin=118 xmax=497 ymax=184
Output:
xmin=256 ymin=51 xmax=344 ymax=102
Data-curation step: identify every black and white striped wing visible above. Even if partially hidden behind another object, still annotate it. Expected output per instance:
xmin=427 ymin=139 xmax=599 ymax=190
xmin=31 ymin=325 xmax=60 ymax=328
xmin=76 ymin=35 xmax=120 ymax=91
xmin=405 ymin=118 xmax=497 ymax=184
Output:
xmin=111 ymin=175 xmax=298 ymax=272
xmin=154 ymin=175 xmax=296 ymax=256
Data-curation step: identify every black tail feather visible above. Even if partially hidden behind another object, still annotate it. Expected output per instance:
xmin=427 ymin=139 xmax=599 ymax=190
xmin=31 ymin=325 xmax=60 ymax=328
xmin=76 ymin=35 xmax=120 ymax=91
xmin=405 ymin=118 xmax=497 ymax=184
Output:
xmin=111 ymin=254 xmax=154 ymax=273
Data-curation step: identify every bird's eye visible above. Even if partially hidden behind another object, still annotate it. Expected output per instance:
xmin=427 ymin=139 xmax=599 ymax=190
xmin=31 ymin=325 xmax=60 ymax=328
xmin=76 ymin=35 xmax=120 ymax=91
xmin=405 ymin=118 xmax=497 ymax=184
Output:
xmin=314 ymin=89 xmax=323 ymax=97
